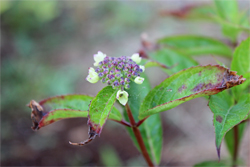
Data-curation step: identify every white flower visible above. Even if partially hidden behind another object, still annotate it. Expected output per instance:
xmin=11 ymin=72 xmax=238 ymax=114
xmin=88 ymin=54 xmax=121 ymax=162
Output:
xmin=86 ymin=67 xmax=99 ymax=83
xmin=139 ymin=65 xmax=145 ymax=72
xmin=131 ymin=53 xmax=141 ymax=64
xmin=94 ymin=51 xmax=106 ymax=66
xmin=116 ymin=90 xmax=129 ymax=106
xmin=134 ymin=76 xmax=144 ymax=84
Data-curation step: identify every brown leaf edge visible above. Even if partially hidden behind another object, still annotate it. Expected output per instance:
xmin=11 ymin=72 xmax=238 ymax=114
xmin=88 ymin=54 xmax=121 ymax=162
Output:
xmin=139 ymin=65 xmax=246 ymax=119
xmin=27 ymin=94 xmax=88 ymax=130
xmin=27 ymin=95 xmax=128 ymax=146
xmin=27 ymin=98 xmax=97 ymax=146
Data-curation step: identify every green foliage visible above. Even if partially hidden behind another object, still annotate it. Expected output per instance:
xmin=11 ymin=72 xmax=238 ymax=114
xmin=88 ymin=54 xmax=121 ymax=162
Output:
xmin=149 ymin=48 xmax=198 ymax=75
xmin=158 ymin=35 xmax=232 ymax=57
xmin=231 ymin=37 xmax=250 ymax=99
xmin=202 ymin=37 xmax=250 ymax=162
xmin=124 ymin=75 xmax=163 ymax=165
xmin=231 ymin=37 xmax=250 ymax=75
xmin=88 ymin=86 xmax=117 ymax=135
xmin=21 ymin=0 xmax=250 ymax=166
xmin=139 ymin=65 xmax=238 ymax=119
xmin=213 ymin=0 xmax=248 ymax=41
xmin=209 ymin=92 xmax=250 ymax=158
xmin=30 ymin=94 xmax=122 ymax=129
xmin=194 ymin=160 xmax=228 ymax=167
xmin=224 ymin=122 xmax=247 ymax=158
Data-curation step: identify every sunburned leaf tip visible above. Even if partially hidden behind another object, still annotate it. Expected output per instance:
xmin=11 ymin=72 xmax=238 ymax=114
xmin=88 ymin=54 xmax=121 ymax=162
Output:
xmin=28 ymin=100 xmax=46 ymax=130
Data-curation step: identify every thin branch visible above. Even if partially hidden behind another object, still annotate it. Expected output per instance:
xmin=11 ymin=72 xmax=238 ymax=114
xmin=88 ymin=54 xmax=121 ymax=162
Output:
xmin=125 ymin=104 xmax=136 ymax=126
xmin=112 ymin=119 xmax=132 ymax=127
xmin=125 ymin=103 xmax=154 ymax=167
xmin=232 ymin=125 xmax=239 ymax=167
xmin=136 ymin=117 xmax=149 ymax=127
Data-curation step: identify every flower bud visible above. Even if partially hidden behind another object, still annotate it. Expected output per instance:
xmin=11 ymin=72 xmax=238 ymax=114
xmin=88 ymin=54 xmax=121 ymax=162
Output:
xmin=139 ymin=65 xmax=145 ymax=72
xmin=131 ymin=53 xmax=141 ymax=64
xmin=116 ymin=90 xmax=128 ymax=105
xmin=86 ymin=67 xmax=99 ymax=83
xmin=134 ymin=76 xmax=144 ymax=84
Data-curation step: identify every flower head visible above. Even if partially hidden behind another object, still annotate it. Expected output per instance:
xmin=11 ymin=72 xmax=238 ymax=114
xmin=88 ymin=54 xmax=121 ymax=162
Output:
xmin=86 ymin=67 xmax=99 ymax=83
xmin=131 ymin=53 xmax=141 ymax=64
xmin=116 ymin=90 xmax=128 ymax=105
xmin=94 ymin=51 xmax=106 ymax=66
xmin=87 ymin=52 xmax=145 ymax=105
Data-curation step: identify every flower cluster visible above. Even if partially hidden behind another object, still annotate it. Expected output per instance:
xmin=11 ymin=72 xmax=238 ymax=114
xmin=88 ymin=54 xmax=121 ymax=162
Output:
xmin=86 ymin=51 xmax=145 ymax=105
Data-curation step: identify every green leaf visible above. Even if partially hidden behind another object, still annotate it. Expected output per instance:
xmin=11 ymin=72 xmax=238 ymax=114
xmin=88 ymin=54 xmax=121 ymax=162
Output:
xmin=194 ymin=160 xmax=228 ymax=167
xmin=142 ymin=59 xmax=172 ymax=70
xmin=123 ymin=74 xmax=163 ymax=165
xmin=149 ymin=48 xmax=198 ymax=75
xmin=231 ymin=37 xmax=250 ymax=98
xmin=225 ymin=122 xmax=247 ymax=158
xmin=213 ymin=0 xmax=241 ymax=41
xmin=28 ymin=94 xmax=122 ymax=130
xmin=214 ymin=0 xmax=238 ymax=23
xmin=209 ymin=92 xmax=250 ymax=159
xmin=158 ymin=35 xmax=232 ymax=57
xmin=139 ymin=65 xmax=245 ymax=119
xmin=231 ymin=37 xmax=250 ymax=75
xmin=88 ymin=86 xmax=117 ymax=136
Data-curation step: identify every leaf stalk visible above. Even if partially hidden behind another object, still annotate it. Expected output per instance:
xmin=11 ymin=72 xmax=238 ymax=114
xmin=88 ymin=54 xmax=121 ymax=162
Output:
xmin=232 ymin=125 xmax=239 ymax=167
xmin=125 ymin=103 xmax=154 ymax=167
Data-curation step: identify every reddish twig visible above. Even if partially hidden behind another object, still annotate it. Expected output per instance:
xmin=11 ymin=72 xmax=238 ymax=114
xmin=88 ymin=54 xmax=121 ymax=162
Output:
xmin=125 ymin=103 xmax=154 ymax=167
xmin=112 ymin=119 xmax=132 ymax=127
xmin=232 ymin=125 xmax=239 ymax=167
xmin=136 ymin=117 xmax=149 ymax=127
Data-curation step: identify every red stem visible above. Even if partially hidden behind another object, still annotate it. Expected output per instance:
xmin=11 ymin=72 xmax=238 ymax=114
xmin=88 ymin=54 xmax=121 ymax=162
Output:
xmin=136 ymin=117 xmax=148 ymax=127
xmin=232 ymin=125 xmax=239 ymax=167
xmin=112 ymin=119 xmax=131 ymax=127
xmin=125 ymin=103 xmax=154 ymax=167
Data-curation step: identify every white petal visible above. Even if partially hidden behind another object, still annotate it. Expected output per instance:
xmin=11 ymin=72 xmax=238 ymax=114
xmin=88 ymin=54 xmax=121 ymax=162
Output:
xmin=139 ymin=65 xmax=145 ymax=72
xmin=116 ymin=90 xmax=129 ymax=106
xmin=131 ymin=53 xmax=141 ymax=64
xmin=134 ymin=77 xmax=144 ymax=84
xmin=86 ymin=67 xmax=99 ymax=83
xmin=93 ymin=51 xmax=106 ymax=66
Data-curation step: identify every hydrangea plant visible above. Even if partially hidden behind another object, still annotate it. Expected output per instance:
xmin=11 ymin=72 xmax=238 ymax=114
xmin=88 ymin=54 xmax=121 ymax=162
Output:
xmin=27 ymin=0 xmax=250 ymax=166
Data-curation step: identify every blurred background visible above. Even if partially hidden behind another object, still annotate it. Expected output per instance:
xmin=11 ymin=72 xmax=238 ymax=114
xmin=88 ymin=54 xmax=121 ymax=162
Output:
xmin=1 ymin=0 xmax=249 ymax=166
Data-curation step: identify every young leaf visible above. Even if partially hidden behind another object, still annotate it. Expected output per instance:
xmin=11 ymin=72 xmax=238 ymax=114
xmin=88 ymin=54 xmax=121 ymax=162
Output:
xmin=209 ymin=92 xmax=250 ymax=159
xmin=69 ymin=86 xmax=118 ymax=146
xmin=123 ymin=74 xmax=163 ymax=165
xmin=88 ymin=86 xmax=117 ymax=136
xmin=139 ymin=65 xmax=245 ymax=119
xmin=149 ymin=48 xmax=198 ymax=75
xmin=28 ymin=94 xmax=122 ymax=130
xmin=158 ymin=35 xmax=232 ymax=57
